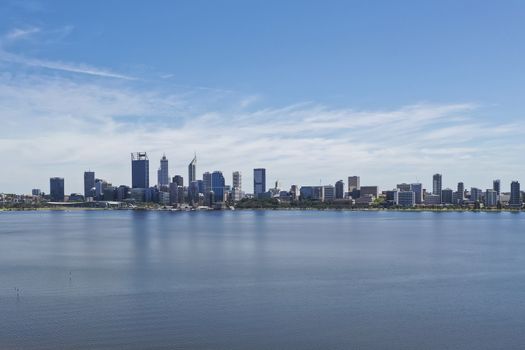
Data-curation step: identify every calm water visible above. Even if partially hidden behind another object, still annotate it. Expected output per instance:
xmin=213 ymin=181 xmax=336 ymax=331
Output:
xmin=1 ymin=210 xmax=525 ymax=349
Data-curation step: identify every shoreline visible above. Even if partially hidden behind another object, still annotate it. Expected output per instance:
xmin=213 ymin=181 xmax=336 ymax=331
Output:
xmin=1 ymin=207 xmax=523 ymax=213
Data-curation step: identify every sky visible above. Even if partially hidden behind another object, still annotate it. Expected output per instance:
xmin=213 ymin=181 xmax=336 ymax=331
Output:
xmin=0 ymin=0 xmax=525 ymax=194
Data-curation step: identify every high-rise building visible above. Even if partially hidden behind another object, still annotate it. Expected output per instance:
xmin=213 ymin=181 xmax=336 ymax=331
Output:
xmin=335 ymin=180 xmax=344 ymax=199
xmin=442 ymin=188 xmax=454 ymax=204
xmin=348 ymin=176 xmax=360 ymax=192
xmin=493 ymin=179 xmax=501 ymax=196
xmin=172 ymin=175 xmax=183 ymax=187
xmin=188 ymin=154 xmax=197 ymax=184
xmin=131 ymin=152 xmax=149 ymax=189
xmin=432 ymin=174 xmax=442 ymax=202
xmin=410 ymin=183 xmax=423 ymax=204
xmin=254 ymin=168 xmax=266 ymax=198
xmin=231 ymin=171 xmax=242 ymax=202
xmin=32 ymin=189 xmax=41 ymax=196
xmin=323 ymin=185 xmax=335 ymax=202
xmin=485 ymin=189 xmax=498 ymax=207
xmin=212 ymin=171 xmax=225 ymax=202
xmin=397 ymin=183 xmax=411 ymax=192
xmin=84 ymin=171 xmax=95 ymax=198
xmin=233 ymin=171 xmax=242 ymax=190
xmin=50 ymin=177 xmax=65 ymax=202
xmin=470 ymin=187 xmax=483 ymax=203
xmin=457 ymin=182 xmax=465 ymax=204
xmin=397 ymin=191 xmax=416 ymax=207
xmin=203 ymin=172 xmax=212 ymax=193
xmin=509 ymin=181 xmax=522 ymax=208
xmin=157 ymin=154 xmax=169 ymax=187
xmin=360 ymin=186 xmax=378 ymax=198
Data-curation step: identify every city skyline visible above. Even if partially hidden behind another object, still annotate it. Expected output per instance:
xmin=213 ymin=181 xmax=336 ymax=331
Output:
xmin=2 ymin=1 xmax=525 ymax=193
xmin=13 ymin=151 xmax=523 ymax=202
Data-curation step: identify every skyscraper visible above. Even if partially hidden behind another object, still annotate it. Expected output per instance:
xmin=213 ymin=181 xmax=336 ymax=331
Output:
xmin=254 ymin=168 xmax=266 ymax=198
xmin=211 ymin=171 xmax=225 ymax=202
xmin=188 ymin=154 xmax=197 ymax=184
xmin=84 ymin=171 xmax=95 ymax=198
xmin=348 ymin=176 xmax=360 ymax=192
xmin=203 ymin=172 xmax=212 ymax=193
xmin=410 ymin=183 xmax=423 ymax=204
xmin=509 ymin=181 xmax=522 ymax=208
xmin=233 ymin=171 xmax=242 ymax=190
xmin=485 ymin=189 xmax=498 ymax=207
xmin=131 ymin=152 xmax=149 ymax=188
xmin=493 ymin=179 xmax=501 ymax=196
xmin=432 ymin=174 xmax=442 ymax=202
xmin=335 ymin=180 xmax=344 ymax=199
xmin=50 ymin=177 xmax=65 ymax=202
xmin=172 ymin=175 xmax=183 ymax=187
xmin=157 ymin=154 xmax=169 ymax=187
xmin=457 ymin=182 xmax=465 ymax=204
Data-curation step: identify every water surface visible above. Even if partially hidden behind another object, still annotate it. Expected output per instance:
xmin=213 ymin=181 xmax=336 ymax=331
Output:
xmin=1 ymin=210 xmax=525 ymax=349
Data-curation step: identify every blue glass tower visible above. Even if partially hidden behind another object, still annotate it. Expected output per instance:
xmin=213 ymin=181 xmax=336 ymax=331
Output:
xmin=131 ymin=152 xmax=149 ymax=188
xmin=211 ymin=171 xmax=225 ymax=202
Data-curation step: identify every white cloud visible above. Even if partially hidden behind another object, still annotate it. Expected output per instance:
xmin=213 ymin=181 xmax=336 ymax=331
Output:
xmin=0 ymin=51 xmax=135 ymax=79
xmin=5 ymin=27 xmax=41 ymax=41
xmin=0 ymin=70 xmax=524 ymax=195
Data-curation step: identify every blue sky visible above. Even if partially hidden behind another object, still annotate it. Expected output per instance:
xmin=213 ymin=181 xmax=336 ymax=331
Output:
xmin=0 ymin=0 xmax=524 ymax=194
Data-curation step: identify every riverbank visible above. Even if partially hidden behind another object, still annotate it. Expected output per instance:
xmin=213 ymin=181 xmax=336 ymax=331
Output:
xmin=1 ymin=206 xmax=523 ymax=213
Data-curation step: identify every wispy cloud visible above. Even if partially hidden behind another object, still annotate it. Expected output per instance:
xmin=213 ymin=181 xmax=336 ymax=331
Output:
xmin=0 ymin=50 xmax=136 ymax=80
xmin=0 ymin=70 xmax=523 ymax=194
xmin=5 ymin=27 xmax=41 ymax=41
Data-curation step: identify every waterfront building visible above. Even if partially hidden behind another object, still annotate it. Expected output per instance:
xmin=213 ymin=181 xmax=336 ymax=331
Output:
xmin=169 ymin=183 xmax=179 ymax=205
xmin=360 ymin=186 xmax=378 ymax=198
xmin=410 ymin=183 xmax=423 ymax=204
xmin=493 ymin=179 xmax=501 ymax=196
xmin=172 ymin=175 xmax=183 ymax=187
xmin=441 ymin=188 xmax=454 ymax=204
xmin=49 ymin=177 xmax=65 ymax=202
xmin=397 ymin=191 xmax=416 ymax=207
xmin=131 ymin=152 xmax=149 ymax=189
xmin=424 ymin=193 xmax=441 ymax=206
xmin=254 ymin=168 xmax=266 ymax=198
xmin=212 ymin=171 xmax=226 ymax=202
xmin=348 ymin=176 xmax=360 ymax=192
xmin=188 ymin=154 xmax=197 ymax=183
xmin=232 ymin=171 xmax=242 ymax=201
xmin=187 ymin=180 xmax=200 ymax=204
xmin=95 ymin=179 xmax=110 ymax=200
xmin=470 ymin=187 xmax=483 ymax=203
xmin=232 ymin=186 xmax=243 ymax=202
xmin=485 ymin=189 xmax=498 ymax=207
xmin=290 ymin=185 xmax=299 ymax=201
xmin=68 ymin=193 xmax=84 ymax=202
xmin=457 ymin=182 xmax=465 ymax=205
xmin=84 ymin=171 xmax=95 ymax=199
xmin=157 ymin=154 xmax=169 ymax=187
xmin=397 ymin=183 xmax=411 ymax=192
xmin=103 ymin=187 xmax=117 ymax=201
xmin=323 ymin=185 xmax=335 ymax=202
xmin=130 ymin=188 xmax=145 ymax=202
xmin=432 ymin=174 xmax=442 ymax=203
xmin=233 ymin=171 xmax=242 ymax=190
xmin=509 ymin=181 xmax=522 ymax=208
xmin=335 ymin=180 xmax=344 ymax=199
xmin=116 ymin=185 xmax=130 ymax=201
xmin=32 ymin=189 xmax=41 ymax=196
xmin=300 ymin=186 xmax=314 ymax=200
xmin=203 ymin=172 xmax=212 ymax=193
xmin=159 ymin=191 xmax=170 ymax=206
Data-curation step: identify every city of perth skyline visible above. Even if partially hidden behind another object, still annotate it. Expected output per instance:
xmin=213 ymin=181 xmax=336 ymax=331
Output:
xmin=1 ymin=2 xmax=525 ymax=194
